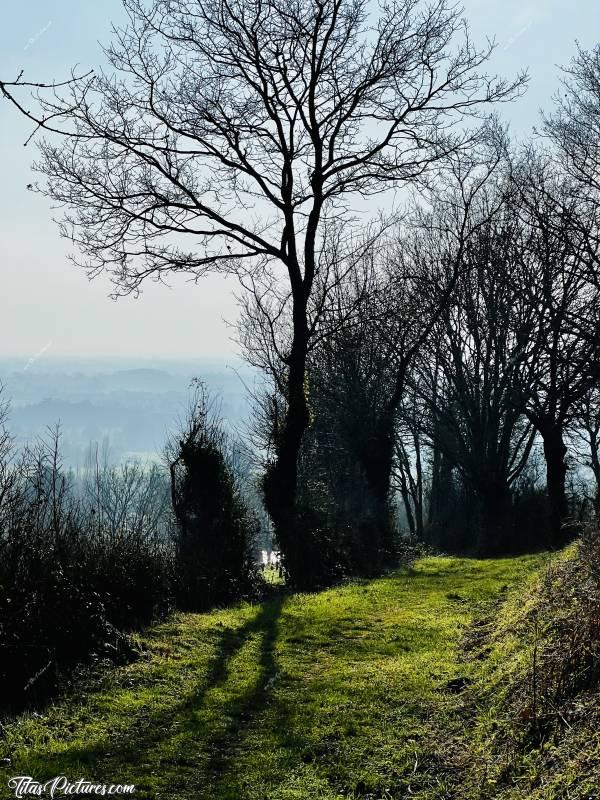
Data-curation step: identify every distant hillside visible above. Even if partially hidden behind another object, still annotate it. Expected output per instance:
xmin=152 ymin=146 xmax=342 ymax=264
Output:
xmin=0 ymin=357 xmax=256 ymax=466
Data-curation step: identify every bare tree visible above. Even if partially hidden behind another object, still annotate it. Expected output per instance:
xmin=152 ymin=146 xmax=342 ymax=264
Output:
xmin=544 ymin=44 xmax=600 ymax=193
xmin=83 ymin=441 xmax=172 ymax=543
xmin=415 ymin=192 xmax=537 ymax=553
xmin=511 ymin=154 xmax=600 ymax=545
xmin=1 ymin=0 xmax=525 ymax=584
xmin=542 ymin=45 xmax=600 ymax=290
xmin=277 ymin=138 xmax=510 ymax=567
xmin=0 ymin=388 xmax=17 ymax=515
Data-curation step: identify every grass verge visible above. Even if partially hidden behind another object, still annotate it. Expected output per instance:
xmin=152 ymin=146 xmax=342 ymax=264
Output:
xmin=455 ymin=539 xmax=600 ymax=799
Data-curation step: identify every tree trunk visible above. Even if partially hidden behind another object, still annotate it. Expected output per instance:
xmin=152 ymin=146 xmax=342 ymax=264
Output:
xmin=542 ymin=426 xmax=572 ymax=547
xmin=357 ymin=418 xmax=397 ymax=568
xmin=427 ymin=450 xmax=455 ymax=548
xmin=414 ymin=431 xmax=424 ymax=540
xmin=398 ymin=468 xmax=416 ymax=538
xmin=262 ymin=303 xmax=312 ymax=588
xmin=476 ymin=478 xmax=513 ymax=555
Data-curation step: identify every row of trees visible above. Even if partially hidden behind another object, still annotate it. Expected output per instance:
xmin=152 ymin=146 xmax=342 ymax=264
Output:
xmin=2 ymin=0 xmax=600 ymax=586
xmin=243 ymin=35 xmax=600 ymax=575
xmin=249 ymin=143 xmax=600 ymax=575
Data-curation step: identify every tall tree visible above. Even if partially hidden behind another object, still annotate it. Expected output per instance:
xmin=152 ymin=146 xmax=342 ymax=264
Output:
xmin=1 ymin=0 xmax=524 ymax=585
xmin=416 ymin=197 xmax=536 ymax=553
xmin=512 ymin=156 xmax=600 ymax=545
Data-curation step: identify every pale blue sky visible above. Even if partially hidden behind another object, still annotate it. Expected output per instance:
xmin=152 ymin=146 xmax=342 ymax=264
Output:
xmin=1 ymin=0 xmax=599 ymax=360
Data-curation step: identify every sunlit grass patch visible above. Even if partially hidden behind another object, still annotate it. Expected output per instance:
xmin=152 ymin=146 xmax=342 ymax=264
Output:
xmin=0 ymin=554 xmax=544 ymax=800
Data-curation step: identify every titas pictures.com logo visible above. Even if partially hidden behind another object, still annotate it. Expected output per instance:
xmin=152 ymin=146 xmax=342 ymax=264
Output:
xmin=7 ymin=776 xmax=135 ymax=798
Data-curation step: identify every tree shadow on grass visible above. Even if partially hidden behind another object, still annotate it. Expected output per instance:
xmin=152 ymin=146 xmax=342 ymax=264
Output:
xmin=153 ymin=591 xmax=287 ymax=796
xmin=11 ymin=594 xmax=287 ymax=799
xmin=198 ymin=591 xmax=287 ymax=797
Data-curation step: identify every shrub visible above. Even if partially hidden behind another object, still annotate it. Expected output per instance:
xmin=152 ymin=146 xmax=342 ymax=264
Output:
xmin=460 ymin=528 xmax=600 ymax=797
xmin=167 ymin=382 xmax=258 ymax=611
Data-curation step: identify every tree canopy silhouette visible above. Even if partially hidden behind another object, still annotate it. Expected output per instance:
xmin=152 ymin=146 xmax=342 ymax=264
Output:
xmin=1 ymin=0 xmax=525 ymax=584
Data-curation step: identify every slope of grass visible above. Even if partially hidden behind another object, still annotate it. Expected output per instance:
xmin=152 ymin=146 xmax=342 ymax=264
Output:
xmin=0 ymin=555 xmax=545 ymax=800
xmin=457 ymin=542 xmax=600 ymax=799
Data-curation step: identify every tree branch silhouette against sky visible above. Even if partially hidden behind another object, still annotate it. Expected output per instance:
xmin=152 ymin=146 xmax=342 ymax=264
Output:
xmin=1 ymin=0 xmax=599 ymax=360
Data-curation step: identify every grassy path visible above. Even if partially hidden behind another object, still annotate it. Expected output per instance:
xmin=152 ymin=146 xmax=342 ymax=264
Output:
xmin=0 ymin=556 xmax=544 ymax=800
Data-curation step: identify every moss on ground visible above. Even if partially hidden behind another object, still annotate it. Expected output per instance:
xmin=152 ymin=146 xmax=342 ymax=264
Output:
xmin=0 ymin=555 xmax=545 ymax=800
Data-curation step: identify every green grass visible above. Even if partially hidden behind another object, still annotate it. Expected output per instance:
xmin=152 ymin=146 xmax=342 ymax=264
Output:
xmin=459 ymin=544 xmax=600 ymax=799
xmin=0 ymin=555 xmax=546 ymax=800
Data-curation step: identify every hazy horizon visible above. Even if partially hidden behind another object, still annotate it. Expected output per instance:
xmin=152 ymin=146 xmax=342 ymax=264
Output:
xmin=0 ymin=354 xmax=256 ymax=467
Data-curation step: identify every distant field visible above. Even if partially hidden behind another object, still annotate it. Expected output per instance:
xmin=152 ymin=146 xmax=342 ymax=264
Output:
xmin=0 ymin=555 xmax=545 ymax=800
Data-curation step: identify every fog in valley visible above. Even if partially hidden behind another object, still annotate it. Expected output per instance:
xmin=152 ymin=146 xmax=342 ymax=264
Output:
xmin=0 ymin=357 xmax=253 ymax=466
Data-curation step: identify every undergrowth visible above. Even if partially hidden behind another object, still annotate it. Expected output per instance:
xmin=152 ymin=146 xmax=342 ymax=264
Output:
xmin=456 ymin=531 xmax=600 ymax=799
